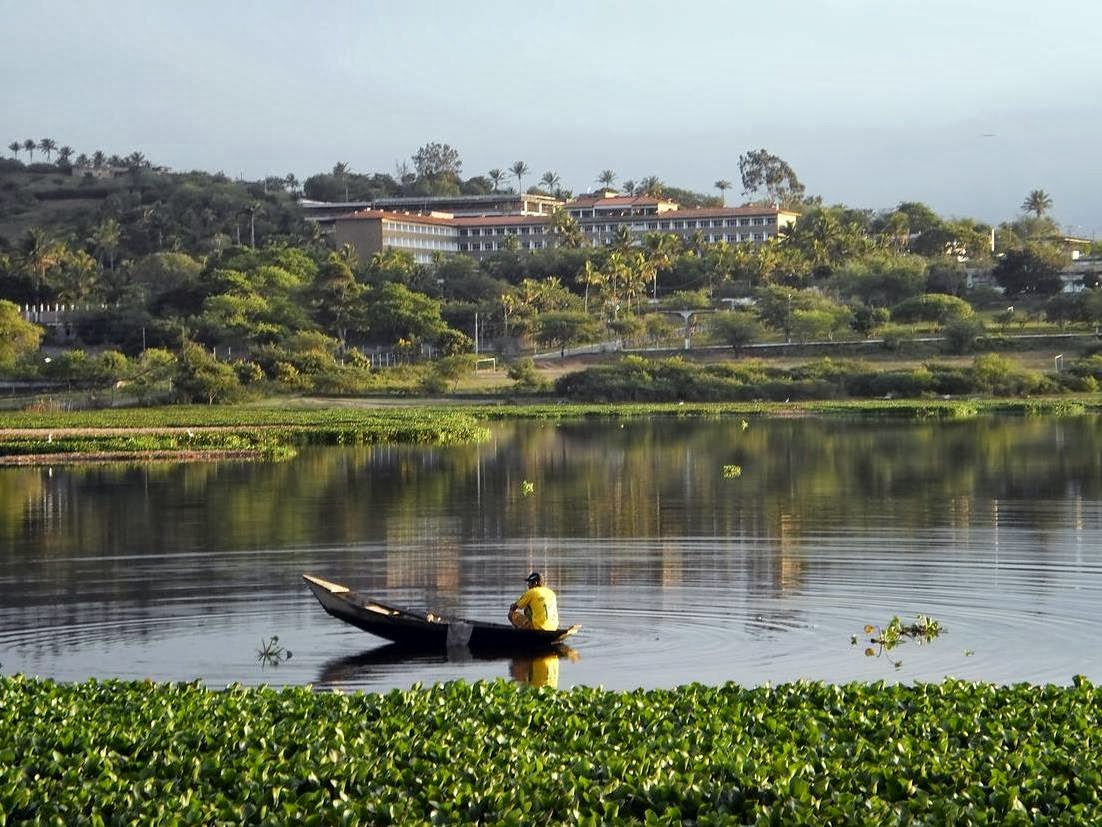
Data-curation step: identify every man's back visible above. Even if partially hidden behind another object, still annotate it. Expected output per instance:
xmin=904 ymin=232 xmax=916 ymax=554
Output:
xmin=516 ymin=585 xmax=558 ymax=630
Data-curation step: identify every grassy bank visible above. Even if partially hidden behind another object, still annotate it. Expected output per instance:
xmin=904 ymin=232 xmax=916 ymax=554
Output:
xmin=1 ymin=398 xmax=1097 ymax=463
xmin=2 ymin=675 xmax=1099 ymax=824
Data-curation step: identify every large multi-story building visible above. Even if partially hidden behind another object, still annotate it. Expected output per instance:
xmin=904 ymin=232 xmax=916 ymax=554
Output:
xmin=329 ymin=190 xmax=798 ymax=264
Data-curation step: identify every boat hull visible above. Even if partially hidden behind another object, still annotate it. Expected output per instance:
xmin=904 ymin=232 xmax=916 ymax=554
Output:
xmin=303 ymin=574 xmax=580 ymax=652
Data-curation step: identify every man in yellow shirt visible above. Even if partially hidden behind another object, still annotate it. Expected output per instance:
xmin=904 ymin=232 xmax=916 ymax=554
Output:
xmin=508 ymin=571 xmax=558 ymax=631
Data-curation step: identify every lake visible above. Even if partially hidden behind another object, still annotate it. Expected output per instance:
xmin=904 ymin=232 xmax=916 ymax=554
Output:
xmin=2 ymin=414 xmax=1101 ymax=691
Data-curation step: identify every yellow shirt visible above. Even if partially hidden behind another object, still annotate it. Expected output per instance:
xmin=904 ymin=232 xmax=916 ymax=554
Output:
xmin=515 ymin=585 xmax=558 ymax=630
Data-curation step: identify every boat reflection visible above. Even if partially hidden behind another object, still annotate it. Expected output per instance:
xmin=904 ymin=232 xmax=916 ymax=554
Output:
xmin=318 ymin=643 xmax=579 ymax=689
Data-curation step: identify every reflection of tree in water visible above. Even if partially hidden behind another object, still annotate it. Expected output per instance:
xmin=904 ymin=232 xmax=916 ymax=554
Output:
xmin=6 ymin=415 xmax=1102 ymax=606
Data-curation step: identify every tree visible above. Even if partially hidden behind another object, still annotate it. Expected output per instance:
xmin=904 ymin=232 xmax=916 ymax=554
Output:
xmin=366 ymin=282 xmax=448 ymax=344
xmin=1021 ymin=189 xmax=1053 ymax=218
xmin=89 ymin=218 xmax=122 ymax=271
xmin=597 ymin=169 xmax=617 ymax=189
xmin=737 ymin=148 xmax=805 ymax=207
xmin=710 ymin=311 xmax=762 ymax=354
xmin=18 ymin=228 xmax=65 ymax=302
xmin=175 ymin=342 xmax=242 ymax=404
xmin=22 ymin=139 xmax=36 ymax=161
xmin=38 ymin=138 xmax=57 ymax=161
xmin=891 ymin=293 xmax=975 ymax=326
xmin=535 ymin=310 xmax=603 ymax=357
xmin=714 ymin=179 xmax=732 ymax=205
xmin=510 ymin=161 xmax=529 ymax=193
xmin=57 ymin=145 xmax=73 ymax=164
xmin=7 ymin=141 xmax=19 ymax=159
xmin=539 ymin=170 xmax=561 ymax=195
xmin=638 ymin=175 xmax=664 ymax=197
xmin=991 ymin=245 xmax=1066 ymax=297
xmin=284 ymin=173 xmax=299 ymax=195
xmin=548 ymin=207 xmax=585 ymax=249
xmin=412 ymin=142 xmax=462 ymax=181
xmin=0 ymin=300 xmax=44 ymax=369
xmin=332 ymin=161 xmax=351 ymax=200
xmin=487 ymin=168 xmax=505 ymax=192
xmin=91 ymin=150 xmax=105 ymax=168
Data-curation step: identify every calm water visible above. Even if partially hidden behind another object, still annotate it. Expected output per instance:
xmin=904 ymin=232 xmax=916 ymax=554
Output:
xmin=1 ymin=415 xmax=1101 ymax=691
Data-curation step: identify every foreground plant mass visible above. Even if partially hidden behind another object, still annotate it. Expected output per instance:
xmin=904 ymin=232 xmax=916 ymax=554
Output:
xmin=2 ymin=676 xmax=1100 ymax=824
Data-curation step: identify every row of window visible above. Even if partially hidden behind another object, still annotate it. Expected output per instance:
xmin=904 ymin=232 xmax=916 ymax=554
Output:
xmin=458 ymin=225 xmax=546 ymax=237
xmin=457 ymin=241 xmax=548 ymax=252
xmin=382 ymin=221 xmax=454 ymax=236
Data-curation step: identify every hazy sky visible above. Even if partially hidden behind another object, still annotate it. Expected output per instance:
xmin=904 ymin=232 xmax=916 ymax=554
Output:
xmin=3 ymin=0 xmax=1099 ymax=233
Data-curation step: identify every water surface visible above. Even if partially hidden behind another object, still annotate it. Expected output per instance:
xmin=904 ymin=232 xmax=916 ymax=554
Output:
xmin=1 ymin=415 xmax=1100 ymax=690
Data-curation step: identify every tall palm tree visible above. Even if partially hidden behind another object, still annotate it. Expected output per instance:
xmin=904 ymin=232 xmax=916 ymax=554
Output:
xmin=622 ymin=180 xmax=636 ymax=195
xmin=38 ymin=138 xmax=57 ymax=161
xmin=57 ymin=146 xmax=73 ymax=164
xmin=91 ymin=150 xmax=106 ymax=168
xmin=89 ymin=218 xmax=122 ymax=271
xmin=1021 ymin=189 xmax=1053 ymax=218
xmin=22 ymin=139 xmax=36 ymax=161
xmin=510 ymin=160 xmax=529 ymax=193
xmin=19 ymin=228 xmax=65 ymax=302
xmin=597 ymin=169 xmax=617 ymax=189
xmin=74 ymin=153 xmax=90 ymax=168
xmin=8 ymin=141 xmax=19 ymax=159
xmin=714 ymin=179 xmax=732 ymax=205
xmin=332 ymin=161 xmax=351 ymax=200
xmin=487 ymin=168 xmax=505 ymax=192
xmin=539 ymin=170 xmax=561 ymax=195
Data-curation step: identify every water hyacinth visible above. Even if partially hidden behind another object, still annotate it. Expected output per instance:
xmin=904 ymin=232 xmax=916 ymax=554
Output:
xmin=2 ymin=675 xmax=1101 ymax=824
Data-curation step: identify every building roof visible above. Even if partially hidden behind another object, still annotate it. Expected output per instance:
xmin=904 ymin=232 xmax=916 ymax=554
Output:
xmin=567 ymin=194 xmax=665 ymax=208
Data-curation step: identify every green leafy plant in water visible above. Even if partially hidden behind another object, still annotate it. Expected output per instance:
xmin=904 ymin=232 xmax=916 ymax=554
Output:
xmin=521 ymin=480 xmax=535 ymax=496
xmin=722 ymin=464 xmax=743 ymax=479
xmin=859 ymin=615 xmax=945 ymax=667
xmin=256 ymin=635 xmax=292 ymax=666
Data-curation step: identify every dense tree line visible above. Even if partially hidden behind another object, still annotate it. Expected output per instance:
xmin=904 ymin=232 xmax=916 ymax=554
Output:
xmin=1 ymin=139 xmax=1099 ymax=402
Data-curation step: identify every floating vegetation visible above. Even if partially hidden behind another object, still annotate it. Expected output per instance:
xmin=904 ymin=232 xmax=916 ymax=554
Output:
xmin=255 ymin=636 xmax=292 ymax=666
xmin=0 ymin=406 xmax=491 ymax=464
xmin=3 ymin=675 xmax=1102 ymax=823
xmin=859 ymin=615 xmax=945 ymax=665
xmin=722 ymin=464 xmax=743 ymax=479
xmin=521 ymin=480 xmax=535 ymax=496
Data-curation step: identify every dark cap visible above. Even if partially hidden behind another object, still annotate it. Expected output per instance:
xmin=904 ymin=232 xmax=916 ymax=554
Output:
xmin=526 ymin=571 xmax=542 ymax=586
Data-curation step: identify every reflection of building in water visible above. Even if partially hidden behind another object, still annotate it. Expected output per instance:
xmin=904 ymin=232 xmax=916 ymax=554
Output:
xmin=384 ymin=519 xmax=462 ymax=593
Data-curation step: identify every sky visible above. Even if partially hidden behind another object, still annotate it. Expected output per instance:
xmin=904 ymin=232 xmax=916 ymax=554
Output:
xmin=3 ymin=0 xmax=1099 ymax=235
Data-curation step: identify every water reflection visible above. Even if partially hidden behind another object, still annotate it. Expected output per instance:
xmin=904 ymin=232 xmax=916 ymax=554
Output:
xmin=317 ymin=644 xmax=578 ymax=689
xmin=1 ymin=415 xmax=1101 ymax=690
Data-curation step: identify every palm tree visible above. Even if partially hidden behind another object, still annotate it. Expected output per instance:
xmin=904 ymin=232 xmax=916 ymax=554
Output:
xmin=597 ymin=169 xmax=617 ymax=189
xmin=510 ymin=160 xmax=529 ymax=193
xmin=89 ymin=218 xmax=122 ymax=271
xmin=91 ymin=150 xmax=106 ymax=168
xmin=487 ymin=168 xmax=505 ymax=192
xmin=284 ymin=173 xmax=299 ymax=196
xmin=8 ymin=141 xmax=19 ymax=159
xmin=1021 ymin=189 xmax=1053 ymax=218
xmin=539 ymin=170 xmax=561 ymax=195
xmin=622 ymin=180 xmax=636 ymax=195
xmin=638 ymin=175 xmax=664 ymax=197
xmin=332 ymin=161 xmax=351 ymax=200
xmin=22 ymin=139 xmax=36 ymax=161
xmin=575 ymin=259 xmax=605 ymax=314
xmin=38 ymin=138 xmax=57 ymax=161
xmin=19 ymin=228 xmax=65 ymax=302
xmin=74 ymin=153 xmax=90 ymax=168
xmin=57 ymin=146 xmax=73 ymax=164
xmin=714 ymin=179 xmax=732 ymax=205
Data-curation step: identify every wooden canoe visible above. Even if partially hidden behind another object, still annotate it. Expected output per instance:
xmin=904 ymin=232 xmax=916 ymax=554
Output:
xmin=303 ymin=574 xmax=581 ymax=651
